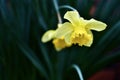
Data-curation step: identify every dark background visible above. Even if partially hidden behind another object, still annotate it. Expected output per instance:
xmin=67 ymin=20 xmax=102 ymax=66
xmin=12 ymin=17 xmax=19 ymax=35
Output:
xmin=0 ymin=0 xmax=120 ymax=80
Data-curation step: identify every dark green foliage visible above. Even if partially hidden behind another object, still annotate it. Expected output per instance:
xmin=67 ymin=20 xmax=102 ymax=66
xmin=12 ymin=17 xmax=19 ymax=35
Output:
xmin=0 ymin=0 xmax=120 ymax=80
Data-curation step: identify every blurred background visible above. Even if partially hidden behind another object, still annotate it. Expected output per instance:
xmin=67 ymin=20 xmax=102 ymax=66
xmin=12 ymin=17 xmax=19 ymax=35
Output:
xmin=0 ymin=0 xmax=120 ymax=80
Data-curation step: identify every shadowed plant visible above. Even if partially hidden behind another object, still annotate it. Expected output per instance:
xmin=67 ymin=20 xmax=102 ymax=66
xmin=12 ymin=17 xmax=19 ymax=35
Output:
xmin=0 ymin=0 xmax=120 ymax=80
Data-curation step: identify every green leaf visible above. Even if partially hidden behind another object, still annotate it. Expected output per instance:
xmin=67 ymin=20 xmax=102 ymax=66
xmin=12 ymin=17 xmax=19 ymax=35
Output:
xmin=33 ymin=0 xmax=48 ymax=30
xmin=94 ymin=0 xmax=107 ymax=18
xmin=38 ymin=40 xmax=54 ymax=79
xmin=17 ymin=42 xmax=49 ymax=80
xmin=89 ymin=50 xmax=120 ymax=77
xmin=99 ymin=0 xmax=119 ymax=21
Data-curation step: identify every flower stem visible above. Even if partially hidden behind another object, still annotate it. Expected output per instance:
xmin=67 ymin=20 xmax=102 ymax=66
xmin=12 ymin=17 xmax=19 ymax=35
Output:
xmin=53 ymin=0 xmax=62 ymax=24
xmin=59 ymin=5 xmax=76 ymax=11
xmin=72 ymin=64 xmax=84 ymax=80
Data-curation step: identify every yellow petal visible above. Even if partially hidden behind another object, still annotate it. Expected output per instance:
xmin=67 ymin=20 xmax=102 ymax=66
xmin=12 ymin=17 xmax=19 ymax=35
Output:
xmin=64 ymin=10 xmax=81 ymax=26
xmin=84 ymin=30 xmax=93 ymax=47
xmin=52 ymin=38 xmax=71 ymax=51
xmin=64 ymin=32 xmax=72 ymax=44
xmin=85 ymin=19 xmax=107 ymax=31
xmin=41 ymin=30 xmax=55 ymax=43
xmin=55 ymin=22 xmax=73 ymax=38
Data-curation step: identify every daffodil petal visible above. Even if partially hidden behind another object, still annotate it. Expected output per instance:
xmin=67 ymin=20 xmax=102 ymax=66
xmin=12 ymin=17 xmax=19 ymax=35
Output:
xmin=85 ymin=19 xmax=107 ymax=31
xmin=84 ymin=30 xmax=93 ymax=47
xmin=52 ymin=39 xmax=63 ymax=51
xmin=64 ymin=10 xmax=81 ymax=26
xmin=41 ymin=30 xmax=55 ymax=43
xmin=55 ymin=22 xmax=73 ymax=38
xmin=64 ymin=32 xmax=72 ymax=44
xmin=52 ymin=38 xmax=71 ymax=51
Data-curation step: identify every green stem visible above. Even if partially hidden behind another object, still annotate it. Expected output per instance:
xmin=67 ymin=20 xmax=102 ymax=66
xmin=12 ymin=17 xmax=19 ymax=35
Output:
xmin=53 ymin=0 xmax=62 ymax=24
xmin=72 ymin=64 xmax=84 ymax=80
xmin=59 ymin=5 xmax=76 ymax=11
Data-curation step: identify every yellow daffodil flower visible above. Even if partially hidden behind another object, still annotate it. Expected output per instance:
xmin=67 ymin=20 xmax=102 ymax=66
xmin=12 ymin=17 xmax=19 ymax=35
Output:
xmin=41 ymin=25 xmax=71 ymax=51
xmin=55 ymin=10 xmax=107 ymax=47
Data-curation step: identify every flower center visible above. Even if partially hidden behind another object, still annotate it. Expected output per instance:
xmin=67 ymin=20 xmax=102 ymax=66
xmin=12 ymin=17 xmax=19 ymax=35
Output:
xmin=71 ymin=28 xmax=90 ymax=46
